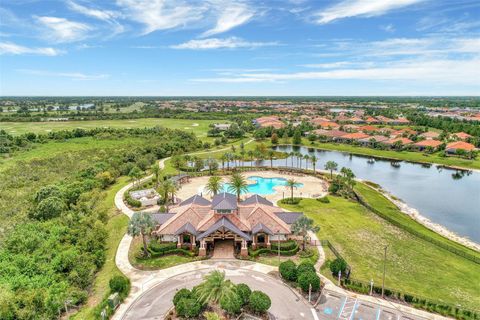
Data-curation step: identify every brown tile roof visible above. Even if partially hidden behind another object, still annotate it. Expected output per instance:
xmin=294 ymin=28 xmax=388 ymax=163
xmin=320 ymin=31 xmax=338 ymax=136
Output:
xmin=340 ymin=132 xmax=370 ymax=140
xmin=420 ymin=131 xmax=440 ymax=139
xmin=358 ymin=135 xmax=389 ymax=143
xmin=384 ymin=137 xmax=413 ymax=145
xmin=453 ymin=132 xmax=472 ymax=140
xmin=317 ymin=121 xmax=340 ymax=128
xmin=446 ymin=141 xmax=475 ymax=151
xmin=414 ymin=140 xmax=443 ymax=148
xmin=359 ymin=125 xmax=379 ymax=132
xmin=313 ymin=129 xmax=347 ymax=138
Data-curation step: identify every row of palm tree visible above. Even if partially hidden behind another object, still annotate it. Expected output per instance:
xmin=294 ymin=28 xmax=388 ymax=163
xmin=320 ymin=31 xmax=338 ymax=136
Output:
xmin=204 ymin=173 xmax=248 ymax=201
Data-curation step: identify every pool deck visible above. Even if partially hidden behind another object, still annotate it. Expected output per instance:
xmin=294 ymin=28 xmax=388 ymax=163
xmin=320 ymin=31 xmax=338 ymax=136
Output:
xmin=176 ymin=170 xmax=328 ymax=204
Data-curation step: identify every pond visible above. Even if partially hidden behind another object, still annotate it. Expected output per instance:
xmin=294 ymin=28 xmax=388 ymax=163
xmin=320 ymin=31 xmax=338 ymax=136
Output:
xmin=228 ymin=145 xmax=480 ymax=243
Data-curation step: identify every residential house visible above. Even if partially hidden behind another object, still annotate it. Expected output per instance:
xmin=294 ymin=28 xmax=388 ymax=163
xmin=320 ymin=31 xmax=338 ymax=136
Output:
xmin=413 ymin=140 xmax=443 ymax=151
xmin=445 ymin=141 xmax=475 ymax=154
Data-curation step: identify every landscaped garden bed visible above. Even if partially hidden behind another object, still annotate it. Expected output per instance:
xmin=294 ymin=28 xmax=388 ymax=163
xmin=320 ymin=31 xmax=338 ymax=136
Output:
xmin=278 ymin=260 xmax=323 ymax=303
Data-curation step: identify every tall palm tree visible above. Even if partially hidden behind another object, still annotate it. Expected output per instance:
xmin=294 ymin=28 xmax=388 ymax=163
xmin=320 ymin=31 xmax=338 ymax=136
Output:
xmin=194 ymin=271 xmax=235 ymax=305
xmin=205 ymin=176 xmax=223 ymax=196
xmin=290 ymin=152 xmax=295 ymax=167
xmin=286 ymin=178 xmax=299 ymax=201
xmin=150 ymin=163 xmax=161 ymax=188
xmin=128 ymin=212 xmax=155 ymax=257
xmin=157 ymin=179 xmax=176 ymax=211
xmin=247 ymin=150 xmax=254 ymax=164
xmin=324 ymin=161 xmax=338 ymax=179
xmin=221 ymin=153 xmax=228 ymax=170
xmin=303 ymin=154 xmax=310 ymax=170
xmin=310 ymin=155 xmax=318 ymax=174
xmin=228 ymin=172 xmax=249 ymax=201
xmin=291 ymin=216 xmax=320 ymax=251
xmin=240 ymin=149 xmax=246 ymax=166
xmin=267 ymin=150 xmax=275 ymax=168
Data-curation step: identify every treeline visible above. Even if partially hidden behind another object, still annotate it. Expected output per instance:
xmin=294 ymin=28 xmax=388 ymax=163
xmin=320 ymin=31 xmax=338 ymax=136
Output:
xmin=0 ymin=129 xmax=202 ymax=319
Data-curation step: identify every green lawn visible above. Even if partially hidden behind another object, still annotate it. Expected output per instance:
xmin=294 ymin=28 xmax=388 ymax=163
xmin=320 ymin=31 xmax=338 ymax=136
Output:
xmin=279 ymin=196 xmax=480 ymax=310
xmin=300 ymin=138 xmax=480 ymax=170
xmin=255 ymin=247 xmax=319 ymax=267
xmin=1 ymin=118 xmax=218 ymax=137
xmin=71 ymin=177 xmax=130 ymax=320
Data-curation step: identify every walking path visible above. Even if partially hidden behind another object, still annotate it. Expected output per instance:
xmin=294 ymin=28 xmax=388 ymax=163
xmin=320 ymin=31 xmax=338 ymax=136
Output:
xmin=112 ymin=144 xmax=451 ymax=320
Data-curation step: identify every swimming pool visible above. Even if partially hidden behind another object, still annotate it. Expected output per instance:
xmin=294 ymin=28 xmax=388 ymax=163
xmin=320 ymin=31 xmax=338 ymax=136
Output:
xmin=221 ymin=176 xmax=304 ymax=195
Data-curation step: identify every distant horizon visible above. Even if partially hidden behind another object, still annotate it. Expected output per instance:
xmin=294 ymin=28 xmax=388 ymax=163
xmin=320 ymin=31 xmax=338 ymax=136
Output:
xmin=2 ymin=95 xmax=480 ymax=98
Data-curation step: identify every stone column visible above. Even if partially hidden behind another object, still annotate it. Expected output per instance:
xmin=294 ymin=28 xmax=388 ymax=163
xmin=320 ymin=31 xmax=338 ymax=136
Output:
xmin=191 ymin=235 xmax=196 ymax=250
xmin=252 ymin=235 xmax=257 ymax=250
xmin=240 ymin=239 xmax=248 ymax=257
xmin=266 ymin=234 xmax=271 ymax=249
xmin=199 ymin=239 xmax=207 ymax=256
xmin=177 ymin=235 xmax=182 ymax=248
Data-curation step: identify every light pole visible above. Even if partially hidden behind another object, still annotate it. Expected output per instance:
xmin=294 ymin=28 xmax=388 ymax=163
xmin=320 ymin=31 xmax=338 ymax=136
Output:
xmin=370 ymin=279 xmax=374 ymax=296
xmin=382 ymin=245 xmax=388 ymax=298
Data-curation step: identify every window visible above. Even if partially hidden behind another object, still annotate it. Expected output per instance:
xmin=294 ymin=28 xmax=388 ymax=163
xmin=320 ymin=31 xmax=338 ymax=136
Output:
xmin=216 ymin=209 xmax=232 ymax=214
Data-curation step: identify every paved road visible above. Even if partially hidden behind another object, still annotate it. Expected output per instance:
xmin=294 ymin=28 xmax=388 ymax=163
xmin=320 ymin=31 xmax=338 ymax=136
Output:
xmin=123 ymin=267 xmax=313 ymax=320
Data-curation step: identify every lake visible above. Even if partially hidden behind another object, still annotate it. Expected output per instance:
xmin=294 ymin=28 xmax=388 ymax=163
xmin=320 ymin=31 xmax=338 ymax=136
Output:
xmin=232 ymin=145 xmax=480 ymax=243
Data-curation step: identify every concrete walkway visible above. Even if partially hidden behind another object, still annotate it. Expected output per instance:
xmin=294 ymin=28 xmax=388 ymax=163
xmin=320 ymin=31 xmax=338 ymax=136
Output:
xmin=112 ymin=147 xmax=451 ymax=320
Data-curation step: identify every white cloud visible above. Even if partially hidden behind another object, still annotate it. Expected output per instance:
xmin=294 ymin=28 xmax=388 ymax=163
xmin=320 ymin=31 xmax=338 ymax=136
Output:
xmin=67 ymin=1 xmax=124 ymax=35
xmin=380 ymin=24 xmax=396 ymax=33
xmin=314 ymin=0 xmax=424 ymax=24
xmin=201 ymin=1 xmax=254 ymax=37
xmin=36 ymin=16 xmax=91 ymax=42
xmin=17 ymin=69 xmax=109 ymax=80
xmin=0 ymin=42 xmax=64 ymax=56
xmin=116 ymin=0 xmax=205 ymax=35
xmin=171 ymin=37 xmax=277 ymax=50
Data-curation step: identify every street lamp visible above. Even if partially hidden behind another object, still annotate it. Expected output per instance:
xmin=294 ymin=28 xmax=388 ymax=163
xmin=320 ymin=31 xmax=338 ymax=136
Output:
xmin=382 ymin=245 xmax=388 ymax=298
xmin=370 ymin=279 xmax=374 ymax=296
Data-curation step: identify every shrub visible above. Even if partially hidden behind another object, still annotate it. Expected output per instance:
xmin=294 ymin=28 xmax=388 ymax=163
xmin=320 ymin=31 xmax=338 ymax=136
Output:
xmin=316 ymin=196 xmax=330 ymax=203
xmin=235 ymin=283 xmax=252 ymax=306
xmin=329 ymin=258 xmax=347 ymax=276
xmin=249 ymin=291 xmax=271 ymax=313
xmin=297 ymin=261 xmax=316 ymax=275
xmin=279 ymin=260 xmax=297 ymax=282
xmin=176 ymin=298 xmax=202 ymax=318
xmin=34 ymin=185 xmax=63 ymax=203
xmin=125 ymin=194 xmax=141 ymax=208
xmin=173 ymin=288 xmax=192 ymax=307
xmin=279 ymin=197 xmax=302 ymax=205
xmin=109 ymin=275 xmax=130 ymax=297
xmin=220 ymin=292 xmax=243 ymax=315
xmin=297 ymin=271 xmax=321 ymax=292
xmin=31 ymin=196 xmax=65 ymax=220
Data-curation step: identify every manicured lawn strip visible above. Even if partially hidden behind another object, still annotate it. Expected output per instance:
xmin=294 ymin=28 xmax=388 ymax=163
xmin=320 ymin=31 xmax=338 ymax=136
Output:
xmin=279 ymin=197 xmax=480 ymax=310
xmin=71 ymin=177 xmax=130 ymax=319
xmin=354 ymin=183 xmax=480 ymax=259
xmin=2 ymin=118 xmax=219 ymax=137
xmin=300 ymin=138 xmax=480 ymax=170
xmin=128 ymin=237 xmax=202 ymax=270
xmin=255 ymin=247 xmax=319 ymax=267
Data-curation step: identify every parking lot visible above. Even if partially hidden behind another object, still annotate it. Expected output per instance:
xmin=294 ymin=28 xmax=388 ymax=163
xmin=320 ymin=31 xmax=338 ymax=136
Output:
xmin=315 ymin=289 xmax=429 ymax=320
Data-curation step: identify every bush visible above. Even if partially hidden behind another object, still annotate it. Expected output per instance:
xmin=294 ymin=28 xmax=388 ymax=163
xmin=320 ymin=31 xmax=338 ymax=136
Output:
xmin=249 ymin=291 xmax=271 ymax=313
xmin=109 ymin=275 xmax=130 ymax=297
xmin=235 ymin=283 xmax=252 ymax=306
xmin=279 ymin=197 xmax=302 ymax=205
xmin=270 ymin=240 xmax=297 ymax=251
xmin=316 ymin=196 xmax=330 ymax=203
xmin=297 ymin=261 xmax=316 ymax=275
xmin=173 ymin=288 xmax=192 ymax=307
xmin=297 ymin=271 xmax=321 ymax=292
xmin=329 ymin=258 xmax=347 ymax=276
xmin=31 ymin=196 xmax=65 ymax=220
xmin=279 ymin=260 xmax=297 ymax=281
xmin=125 ymin=194 xmax=141 ymax=208
xmin=176 ymin=298 xmax=202 ymax=318
xmin=220 ymin=292 xmax=243 ymax=315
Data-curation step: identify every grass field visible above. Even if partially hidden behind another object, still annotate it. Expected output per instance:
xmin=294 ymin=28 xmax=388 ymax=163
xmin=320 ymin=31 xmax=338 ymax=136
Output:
xmin=279 ymin=195 xmax=480 ymax=310
xmin=1 ymin=118 xmax=219 ymax=137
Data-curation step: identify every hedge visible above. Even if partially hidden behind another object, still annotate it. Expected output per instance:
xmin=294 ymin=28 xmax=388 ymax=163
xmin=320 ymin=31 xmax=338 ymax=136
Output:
xmin=248 ymin=242 xmax=299 ymax=258
xmin=149 ymin=242 xmax=177 ymax=254
xmin=124 ymin=193 xmax=141 ymax=208
xmin=270 ymin=240 xmax=298 ymax=251
xmin=279 ymin=197 xmax=303 ymax=205
xmin=279 ymin=260 xmax=297 ymax=282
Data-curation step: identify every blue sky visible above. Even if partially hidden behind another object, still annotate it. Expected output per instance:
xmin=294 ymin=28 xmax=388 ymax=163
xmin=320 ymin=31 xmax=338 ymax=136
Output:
xmin=0 ymin=0 xmax=479 ymax=96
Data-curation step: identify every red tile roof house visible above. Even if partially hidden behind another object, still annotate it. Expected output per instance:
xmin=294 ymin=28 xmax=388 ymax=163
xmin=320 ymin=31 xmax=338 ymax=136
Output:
xmin=445 ymin=141 xmax=476 ymax=155
xmin=254 ymin=116 xmax=286 ymax=129
xmin=452 ymin=132 xmax=472 ymax=141
xmin=419 ymin=131 xmax=440 ymax=140
xmin=365 ymin=117 xmax=380 ymax=124
xmin=312 ymin=129 xmax=348 ymax=141
xmin=359 ymin=125 xmax=380 ymax=133
xmin=382 ymin=137 xmax=413 ymax=149
xmin=317 ymin=121 xmax=340 ymax=129
xmin=413 ymin=139 xmax=443 ymax=151
xmin=357 ymin=135 xmax=389 ymax=147
xmin=153 ymin=193 xmax=303 ymax=257
xmin=336 ymin=132 xmax=370 ymax=143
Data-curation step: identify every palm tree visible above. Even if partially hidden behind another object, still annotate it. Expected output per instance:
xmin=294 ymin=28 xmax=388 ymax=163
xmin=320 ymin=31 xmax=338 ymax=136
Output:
xmin=310 ymin=155 xmax=317 ymax=174
xmin=128 ymin=212 xmax=155 ymax=257
xmin=157 ymin=179 xmax=176 ymax=211
xmin=303 ymin=154 xmax=310 ymax=170
xmin=228 ymin=172 xmax=249 ymax=201
xmin=239 ymin=149 xmax=246 ymax=166
xmin=128 ymin=166 xmax=143 ymax=187
xmin=286 ymin=178 xmax=299 ymax=201
xmin=221 ymin=153 xmax=228 ymax=170
xmin=151 ymin=164 xmax=161 ymax=187
xmin=291 ymin=216 xmax=320 ymax=251
xmin=340 ymin=167 xmax=356 ymax=190
xmin=324 ymin=161 xmax=338 ymax=179
xmin=267 ymin=150 xmax=275 ymax=168
xmin=184 ymin=154 xmax=192 ymax=172
xmin=205 ymin=176 xmax=223 ymax=196
xmin=247 ymin=150 xmax=254 ymax=164
xmin=194 ymin=271 xmax=235 ymax=305
xmin=289 ymin=152 xmax=295 ymax=167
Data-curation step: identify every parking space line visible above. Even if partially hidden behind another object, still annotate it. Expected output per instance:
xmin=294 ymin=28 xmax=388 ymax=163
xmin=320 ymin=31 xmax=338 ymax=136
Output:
xmin=311 ymin=308 xmax=320 ymax=320
xmin=338 ymin=297 xmax=347 ymax=318
xmin=349 ymin=300 xmax=358 ymax=320
xmin=375 ymin=308 xmax=382 ymax=320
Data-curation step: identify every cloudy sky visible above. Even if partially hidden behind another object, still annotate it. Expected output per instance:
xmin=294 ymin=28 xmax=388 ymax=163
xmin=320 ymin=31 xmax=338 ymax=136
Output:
xmin=0 ymin=0 xmax=479 ymax=96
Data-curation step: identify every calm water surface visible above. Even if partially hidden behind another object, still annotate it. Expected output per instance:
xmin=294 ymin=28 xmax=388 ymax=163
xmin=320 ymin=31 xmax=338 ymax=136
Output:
xmin=230 ymin=145 xmax=480 ymax=242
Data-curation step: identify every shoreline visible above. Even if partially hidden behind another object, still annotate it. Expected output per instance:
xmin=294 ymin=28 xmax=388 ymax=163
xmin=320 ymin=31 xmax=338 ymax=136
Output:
xmin=370 ymin=184 xmax=480 ymax=252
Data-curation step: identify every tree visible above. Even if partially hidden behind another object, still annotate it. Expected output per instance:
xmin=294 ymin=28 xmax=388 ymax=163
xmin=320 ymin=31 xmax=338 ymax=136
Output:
xmin=157 ymin=179 xmax=177 ymax=211
xmin=194 ymin=157 xmax=204 ymax=172
xmin=206 ymin=157 xmax=218 ymax=174
xmin=282 ymin=131 xmax=290 ymax=144
xmin=340 ymin=167 xmax=356 ymax=191
xmin=228 ymin=173 xmax=249 ymax=201
xmin=292 ymin=130 xmax=302 ymax=145
xmin=205 ymin=176 xmax=223 ymax=196
xmin=31 ymin=196 xmax=65 ymax=220
xmin=151 ymin=164 xmax=161 ymax=187
xmin=267 ymin=150 xmax=275 ymax=168
xmin=297 ymin=272 xmax=320 ymax=292
xmin=310 ymin=155 xmax=317 ymax=174
xmin=291 ymin=216 xmax=320 ymax=251
xmin=324 ymin=161 xmax=338 ymax=179
xmin=249 ymin=291 xmax=271 ymax=313
xmin=329 ymin=258 xmax=347 ymax=276
xmin=303 ymin=154 xmax=310 ymax=170
xmin=279 ymin=260 xmax=297 ymax=281
xmin=194 ymin=271 xmax=236 ymax=305
xmin=220 ymin=153 xmax=228 ymax=170
xmin=286 ymin=179 xmax=299 ymax=201
xmin=128 ymin=212 xmax=155 ymax=257
xmin=271 ymin=132 xmax=279 ymax=145
xmin=128 ymin=166 xmax=143 ymax=186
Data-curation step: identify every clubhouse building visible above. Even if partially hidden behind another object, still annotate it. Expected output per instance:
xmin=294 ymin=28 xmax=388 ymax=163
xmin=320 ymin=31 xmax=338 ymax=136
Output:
xmin=152 ymin=192 xmax=303 ymax=256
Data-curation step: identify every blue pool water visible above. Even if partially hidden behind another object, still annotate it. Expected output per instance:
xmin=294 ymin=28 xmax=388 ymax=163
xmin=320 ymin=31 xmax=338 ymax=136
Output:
xmin=221 ymin=176 xmax=304 ymax=195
